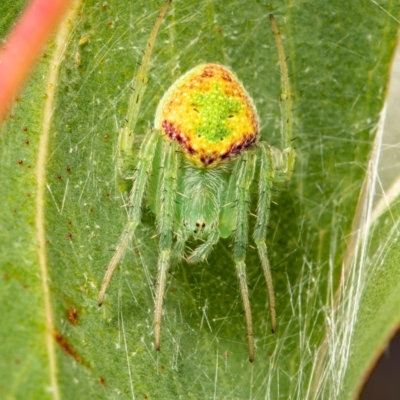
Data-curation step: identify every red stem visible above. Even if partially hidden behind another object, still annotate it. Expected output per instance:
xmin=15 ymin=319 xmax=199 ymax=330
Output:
xmin=0 ymin=0 xmax=73 ymax=121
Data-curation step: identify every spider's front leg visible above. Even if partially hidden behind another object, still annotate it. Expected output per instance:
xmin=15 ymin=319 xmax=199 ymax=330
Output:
xmin=230 ymin=151 xmax=257 ymax=362
xmin=98 ymin=129 xmax=159 ymax=305
xmin=154 ymin=140 xmax=179 ymax=350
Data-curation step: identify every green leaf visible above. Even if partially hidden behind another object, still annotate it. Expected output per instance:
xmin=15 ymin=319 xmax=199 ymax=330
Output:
xmin=341 ymin=183 xmax=400 ymax=397
xmin=1 ymin=0 xmax=399 ymax=399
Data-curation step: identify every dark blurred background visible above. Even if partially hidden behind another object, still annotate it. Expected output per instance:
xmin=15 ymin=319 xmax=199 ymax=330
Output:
xmin=360 ymin=331 xmax=400 ymax=400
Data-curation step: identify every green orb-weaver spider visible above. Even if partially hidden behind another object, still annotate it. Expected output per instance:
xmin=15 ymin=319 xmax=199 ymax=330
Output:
xmin=98 ymin=0 xmax=294 ymax=362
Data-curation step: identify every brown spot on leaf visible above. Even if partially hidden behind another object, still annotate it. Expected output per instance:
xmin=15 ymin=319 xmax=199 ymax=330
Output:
xmin=67 ymin=306 xmax=79 ymax=325
xmin=54 ymin=330 xmax=83 ymax=364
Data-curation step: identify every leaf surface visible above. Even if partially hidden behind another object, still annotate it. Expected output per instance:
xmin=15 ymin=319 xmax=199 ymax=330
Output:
xmin=1 ymin=1 xmax=400 ymax=399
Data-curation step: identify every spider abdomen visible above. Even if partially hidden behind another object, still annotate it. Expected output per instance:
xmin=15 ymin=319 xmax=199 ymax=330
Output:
xmin=155 ymin=64 xmax=259 ymax=168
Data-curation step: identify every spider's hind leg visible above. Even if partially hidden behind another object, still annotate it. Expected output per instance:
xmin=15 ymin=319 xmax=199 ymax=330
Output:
xmin=99 ymin=0 xmax=171 ymax=305
xmin=118 ymin=0 xmax=171 ymax=173
xmin=253 ymin=143 xmax=277 ymax=332
xmin=270 ymin=14 xmax=295 ymax=180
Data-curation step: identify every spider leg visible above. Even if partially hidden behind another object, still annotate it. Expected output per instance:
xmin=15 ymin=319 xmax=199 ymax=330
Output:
xmin=98 ymin=129 xmax=159 ymax=305
xmin=118 ymin=0 xmax=171 ymax=173
xmin=254 ymin=143 xmax=277 ymax=332
xmin=154 ymin=140 xmax=179 ymax=351
xmin=232 ymin=151 xmax=257 ymax=362
xmin=187 ymin=229 xmax=220 ymax=264
xmin=171 ymin=228 xmax=187 ymax=264
xmin=270 ymin=14 xmax=295 ymax=181
xmin=99 ymin=1 xmax=171 ymax=303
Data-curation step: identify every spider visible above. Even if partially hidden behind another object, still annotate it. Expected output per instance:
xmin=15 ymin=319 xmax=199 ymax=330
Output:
xmin=98 ymin=0 xmax=294 ymax=362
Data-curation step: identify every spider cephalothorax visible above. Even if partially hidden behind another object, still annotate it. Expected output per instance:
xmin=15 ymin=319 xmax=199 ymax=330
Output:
xmin=98 ymin=0 xmax=294 ymax=362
